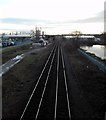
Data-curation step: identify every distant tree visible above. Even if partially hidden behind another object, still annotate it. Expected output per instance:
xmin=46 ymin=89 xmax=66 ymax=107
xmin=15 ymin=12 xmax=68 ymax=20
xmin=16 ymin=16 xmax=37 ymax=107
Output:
xmin=2 ymin=33 xmax=5 ymax=35
xmin=15 ymin=32 xmax=18 ymax=35
xmin=71 ymin=30 xmax=83 ymax=48
xmin=71 ymin=30 xmax=82 ymax=36
xmin=30 ymin=30 xmax=35 ymax=37
xmin=101 ymin=32 xmax=106 ymax=44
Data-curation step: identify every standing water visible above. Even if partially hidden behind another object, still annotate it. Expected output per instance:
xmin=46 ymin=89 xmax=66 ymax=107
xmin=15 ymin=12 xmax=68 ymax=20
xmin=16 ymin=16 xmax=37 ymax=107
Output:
xmin=80 ymin=45 xmax=106 ymax=60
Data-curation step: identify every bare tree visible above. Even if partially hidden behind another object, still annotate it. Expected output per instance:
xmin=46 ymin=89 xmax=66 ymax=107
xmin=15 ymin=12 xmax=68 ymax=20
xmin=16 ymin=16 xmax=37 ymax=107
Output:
xmin=71 ymin=30 xmax=82 ymax=48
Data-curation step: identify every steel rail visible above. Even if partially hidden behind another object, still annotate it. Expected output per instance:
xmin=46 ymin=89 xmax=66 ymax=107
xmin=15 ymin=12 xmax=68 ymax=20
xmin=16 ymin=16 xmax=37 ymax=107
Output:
xmin=35 ymin=45 xmax=57 ymax=120
xmin=54 ymin=45 xmax=59 ymax=120
xmin=61 ymin=46 xmax=71 ymax=120
xmin=20 ymin=45 xmax=56 ymax=120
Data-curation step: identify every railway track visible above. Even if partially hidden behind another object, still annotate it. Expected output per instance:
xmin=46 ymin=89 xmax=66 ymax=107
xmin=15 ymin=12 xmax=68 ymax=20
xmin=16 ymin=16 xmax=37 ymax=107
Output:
xmin=20 ymin=44 xmax=71 ymax=120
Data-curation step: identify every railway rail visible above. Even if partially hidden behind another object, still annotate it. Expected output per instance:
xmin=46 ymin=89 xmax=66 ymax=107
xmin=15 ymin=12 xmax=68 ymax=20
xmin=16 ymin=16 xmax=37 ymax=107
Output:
xmin=20 ymin=43 xmax=71 ymax=120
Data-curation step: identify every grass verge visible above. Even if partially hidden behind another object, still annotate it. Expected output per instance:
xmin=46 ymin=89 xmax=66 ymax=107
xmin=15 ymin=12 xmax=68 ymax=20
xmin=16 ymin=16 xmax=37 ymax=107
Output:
xmin=2 ymin=43 xmax=32 ymax=64
xmin=2 ymin=44 xmax=53 ymax=119
xmin=63 ymin=40 xmax=106 ymax=118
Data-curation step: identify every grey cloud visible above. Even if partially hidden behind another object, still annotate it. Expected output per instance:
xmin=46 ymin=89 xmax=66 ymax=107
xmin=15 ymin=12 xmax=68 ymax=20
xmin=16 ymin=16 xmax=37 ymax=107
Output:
xmin=67 ymin=11 xmax=104 ymax=23
xmin=0 ymin=10 xmax=104 ymax=27
xmin=1 ymin=18 xmax=50 ymax=25
xmin=51 ymin=11 xmax=104 ymax=24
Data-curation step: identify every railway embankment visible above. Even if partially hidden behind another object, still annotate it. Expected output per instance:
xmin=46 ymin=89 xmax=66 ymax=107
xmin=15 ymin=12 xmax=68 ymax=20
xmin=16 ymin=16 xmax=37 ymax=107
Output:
xmin=78 ymin=49 xmax=106 ymax=73
xmin=62 ymin=40 xmax=106 ymax=119
xmin=2 ymin=38 xmax=106 ymax=120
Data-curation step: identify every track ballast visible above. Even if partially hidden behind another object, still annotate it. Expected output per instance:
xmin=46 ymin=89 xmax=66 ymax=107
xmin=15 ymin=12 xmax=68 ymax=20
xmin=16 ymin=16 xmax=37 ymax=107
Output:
xmin=20 ymin=44 xmax=71 ymax=120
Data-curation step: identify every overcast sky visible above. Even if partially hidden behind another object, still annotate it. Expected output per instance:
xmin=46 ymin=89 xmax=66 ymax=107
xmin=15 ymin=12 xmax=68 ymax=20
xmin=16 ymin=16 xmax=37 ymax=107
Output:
xmin=0 ymin=0 xmax=105 ymax=34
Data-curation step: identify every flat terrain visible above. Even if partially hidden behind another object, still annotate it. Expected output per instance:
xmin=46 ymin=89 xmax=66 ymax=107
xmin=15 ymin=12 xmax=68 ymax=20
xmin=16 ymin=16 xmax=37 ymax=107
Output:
xmin=2 ymin=43 xmax=33 ymax=64
xmin=2 ymin=38 xmax=106 ymax=120
xmin=2 ymin=43 xmax=54 ymax=119
xmin=62 ymin=40 xmax=105 ymax=120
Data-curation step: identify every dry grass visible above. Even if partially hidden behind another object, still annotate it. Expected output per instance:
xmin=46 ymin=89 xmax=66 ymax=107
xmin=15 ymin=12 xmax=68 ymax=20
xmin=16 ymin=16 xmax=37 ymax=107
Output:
xmin=2 ymin=43 xmax=32 ymax=63
xmin=63 ymin=40 xmax=106 ymax=115
xmin=2 ymin=44 xmax=53 ymax=119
